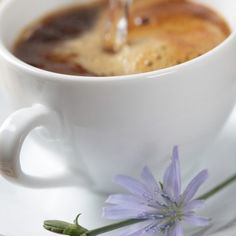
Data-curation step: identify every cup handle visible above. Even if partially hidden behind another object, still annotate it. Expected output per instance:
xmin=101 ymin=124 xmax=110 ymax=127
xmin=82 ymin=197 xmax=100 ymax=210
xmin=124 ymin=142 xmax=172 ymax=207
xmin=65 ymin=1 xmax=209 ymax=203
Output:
xmin=0 ymin=104 xmax=76 ymax=188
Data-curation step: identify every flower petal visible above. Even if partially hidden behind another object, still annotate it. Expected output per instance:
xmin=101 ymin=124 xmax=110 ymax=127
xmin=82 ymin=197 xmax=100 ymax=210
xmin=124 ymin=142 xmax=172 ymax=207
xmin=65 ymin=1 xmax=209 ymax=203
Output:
xmin=172 ymin=222 xmax=184 ymax=236
xmin=104 ymin=202 xmax=155 ymax=213
xmin=143 ymin=221 xmax=163 ymax=236
xmin=184 ymin=200 xmax=205 ymax=213
xmin=163 ymin=227 xmax=173 ymax=236
xmin=163 ymin=146 xmax=181 ymax=200
xmin=162 ymin=223 xmax=183 ymax=236
xmin=128 ymin=224 xmax=161 ymax=236
xmin=102 ymin=206 xmax=143 ymax=220
xmin=172 ymin=146 xmax=181 ymax=197
xmin=163 ymin=164 xmax=171 ymax=192
xmin=105 ymin=194 xmax=143 ymax=205
xmin=114 ymin=175 xmax=148 ymax=198
xmin=163 ymin=230 xmax=171 ymax=236
xmin=141 ymin=166 xmax=160 ymax=194
xmin=144 ymin=231 xmax=160 ymax=236
xmin=105 ymin=220 xmax=152 ymax=236
xmin=184 ymin=215 xmax=210 ymax=226
xmin=182 ymin=170 xmax=208 ymax=203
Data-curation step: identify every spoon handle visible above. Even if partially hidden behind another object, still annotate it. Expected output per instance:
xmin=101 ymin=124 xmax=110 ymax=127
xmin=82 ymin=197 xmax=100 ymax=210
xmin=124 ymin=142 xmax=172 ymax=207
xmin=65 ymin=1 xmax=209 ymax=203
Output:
xmin=103 ymin=0 xmax=132 ymax=52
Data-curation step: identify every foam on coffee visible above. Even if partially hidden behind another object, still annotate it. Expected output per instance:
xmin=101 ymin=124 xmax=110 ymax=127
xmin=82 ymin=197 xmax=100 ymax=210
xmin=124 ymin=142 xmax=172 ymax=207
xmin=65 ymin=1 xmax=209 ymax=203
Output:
xmin=14 ymin=0 xmax=231 ymax=76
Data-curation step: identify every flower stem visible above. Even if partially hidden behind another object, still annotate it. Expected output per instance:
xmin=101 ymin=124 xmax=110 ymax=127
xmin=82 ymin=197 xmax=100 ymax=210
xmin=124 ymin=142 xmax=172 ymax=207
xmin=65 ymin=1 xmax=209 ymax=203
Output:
xmin=198 ymin=174 xmax=236 ymax=200
xmin=87 ymin=219 xmax=143 ymax=236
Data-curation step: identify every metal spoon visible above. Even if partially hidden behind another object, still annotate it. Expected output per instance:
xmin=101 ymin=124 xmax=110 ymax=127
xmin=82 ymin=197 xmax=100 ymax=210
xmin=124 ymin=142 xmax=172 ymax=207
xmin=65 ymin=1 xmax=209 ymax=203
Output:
xmin=103 ymin=0 xmax=133 ymax=52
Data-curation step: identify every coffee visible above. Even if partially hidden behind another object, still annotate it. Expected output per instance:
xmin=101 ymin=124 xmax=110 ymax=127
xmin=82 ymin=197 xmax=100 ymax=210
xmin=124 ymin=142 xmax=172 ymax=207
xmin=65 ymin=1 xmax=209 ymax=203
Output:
xmin=13 ymin=0 xmax=230 ymax=76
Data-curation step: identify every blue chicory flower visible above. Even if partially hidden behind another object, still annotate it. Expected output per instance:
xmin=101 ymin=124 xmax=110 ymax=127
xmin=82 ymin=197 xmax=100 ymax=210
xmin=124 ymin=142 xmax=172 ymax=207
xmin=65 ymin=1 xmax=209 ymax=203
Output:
xmin=103 ymin=146 xmax=210 ymax=236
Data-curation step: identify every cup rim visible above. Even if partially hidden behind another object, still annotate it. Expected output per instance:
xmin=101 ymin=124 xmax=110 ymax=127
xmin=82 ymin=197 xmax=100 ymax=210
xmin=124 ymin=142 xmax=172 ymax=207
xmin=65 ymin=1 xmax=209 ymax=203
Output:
xmin=0 ymin=0 xmax=235 ymax=83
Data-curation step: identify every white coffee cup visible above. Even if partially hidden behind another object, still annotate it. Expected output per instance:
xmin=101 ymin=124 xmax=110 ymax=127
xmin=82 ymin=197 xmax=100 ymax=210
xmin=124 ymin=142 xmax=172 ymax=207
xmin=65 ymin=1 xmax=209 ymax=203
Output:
xmin=0 ymin=0 xmax=236 ymax=192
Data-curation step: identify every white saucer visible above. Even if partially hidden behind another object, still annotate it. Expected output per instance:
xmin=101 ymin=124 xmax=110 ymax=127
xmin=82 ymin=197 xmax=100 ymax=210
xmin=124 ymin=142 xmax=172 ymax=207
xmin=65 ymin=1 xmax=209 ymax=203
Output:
xmin=0 ymin=88 xmax=236 ymax=236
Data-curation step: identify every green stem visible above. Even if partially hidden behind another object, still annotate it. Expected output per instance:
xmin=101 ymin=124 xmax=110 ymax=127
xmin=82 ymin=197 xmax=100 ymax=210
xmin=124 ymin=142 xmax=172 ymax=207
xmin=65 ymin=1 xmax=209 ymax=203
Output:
xmin=198 ymin=174 xmax=236 ymax=200
xmin=87 ymin=219 xmax=144 ymax=236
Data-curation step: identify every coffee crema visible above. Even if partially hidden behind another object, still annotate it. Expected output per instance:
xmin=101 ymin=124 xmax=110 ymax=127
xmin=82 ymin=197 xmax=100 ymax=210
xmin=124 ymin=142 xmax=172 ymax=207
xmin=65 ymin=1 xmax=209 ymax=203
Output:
xmin=13 ymin=0 xmax=231 ymax=76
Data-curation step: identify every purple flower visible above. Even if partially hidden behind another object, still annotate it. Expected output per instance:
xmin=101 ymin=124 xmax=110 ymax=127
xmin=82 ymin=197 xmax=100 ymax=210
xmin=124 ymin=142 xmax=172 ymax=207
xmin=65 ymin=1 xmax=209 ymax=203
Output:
xmin=103 ymin=146 xmax=210 ymax=236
